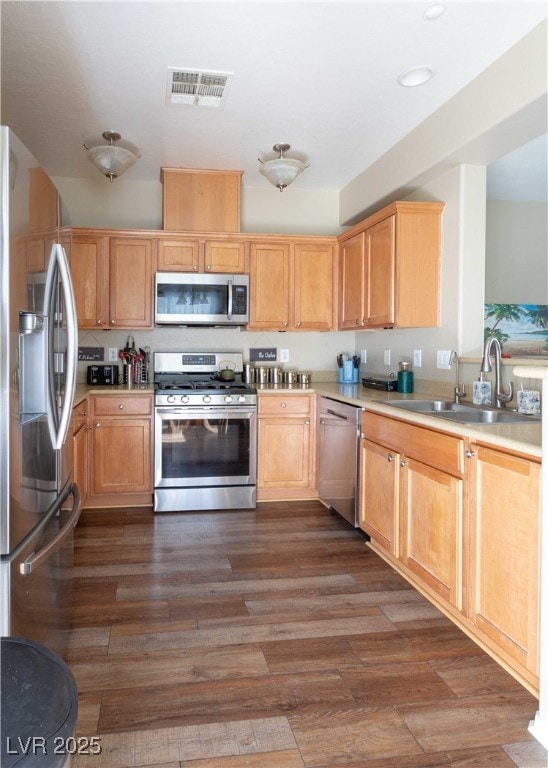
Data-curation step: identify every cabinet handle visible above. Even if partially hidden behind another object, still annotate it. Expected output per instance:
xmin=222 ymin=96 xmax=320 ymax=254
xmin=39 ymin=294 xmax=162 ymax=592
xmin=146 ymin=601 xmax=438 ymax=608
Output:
xmin=387 ymin=454 xmax=395 ymax=462
xmin=400 ymin=459 xmax=408 ymax=467
xmin=465 ymin=449 xmax=475 ymax=458
xmin=118 ymin=404 xmax=124 ymax=409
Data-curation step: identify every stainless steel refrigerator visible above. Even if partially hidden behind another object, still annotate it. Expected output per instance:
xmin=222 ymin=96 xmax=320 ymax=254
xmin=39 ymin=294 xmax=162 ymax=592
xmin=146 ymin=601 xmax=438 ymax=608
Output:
xmin=0 ymin=127 xmax=81 ymax=657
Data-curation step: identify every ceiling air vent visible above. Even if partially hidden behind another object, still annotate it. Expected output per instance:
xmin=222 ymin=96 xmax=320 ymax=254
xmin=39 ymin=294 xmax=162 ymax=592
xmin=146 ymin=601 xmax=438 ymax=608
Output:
xmin=166 ymin=68 xmax=233 ymax=108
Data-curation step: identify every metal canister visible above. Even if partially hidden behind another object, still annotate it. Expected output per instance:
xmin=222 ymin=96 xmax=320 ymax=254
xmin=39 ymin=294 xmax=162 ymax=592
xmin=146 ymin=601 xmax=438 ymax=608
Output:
xmin=256 ymin=366 xmax=268 ymax=385
xmin=269 ymin=366 xmax=281 ymax=385
xmin=243 ymin=363 xmax=255 ymax=383
xmin=297 ymin=372 xmax=311 ymax=386
xmin=397 ymin=361 xmax=414 ymax=393
xmin=283 ymin=370 xmax=297 ymax=385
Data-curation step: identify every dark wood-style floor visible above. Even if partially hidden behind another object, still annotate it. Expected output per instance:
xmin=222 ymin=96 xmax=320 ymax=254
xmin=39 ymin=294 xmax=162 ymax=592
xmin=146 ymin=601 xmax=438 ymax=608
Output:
xmin=67 ymin=502 xmax=548 ymax=768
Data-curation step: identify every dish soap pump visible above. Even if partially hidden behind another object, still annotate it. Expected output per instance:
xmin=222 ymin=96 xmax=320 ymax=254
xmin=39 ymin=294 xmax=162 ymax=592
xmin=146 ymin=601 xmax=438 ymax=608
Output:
xmin=397 ymin=361 xmax=414 ymax=393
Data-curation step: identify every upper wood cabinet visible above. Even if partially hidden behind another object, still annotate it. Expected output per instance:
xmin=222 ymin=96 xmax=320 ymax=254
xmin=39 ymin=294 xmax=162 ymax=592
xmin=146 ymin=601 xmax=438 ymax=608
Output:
xmin=156 ymin=235 xmax=247 ymax=273
xmin=249 ymin=238 xmax=336 ymax=331
xmin=338 ymin=201 xmax=444 ymax=330
xmin=71 ymin=232 xmax=154 ymax=329
xmin=161 ymin=168 xmax=242 ymax=232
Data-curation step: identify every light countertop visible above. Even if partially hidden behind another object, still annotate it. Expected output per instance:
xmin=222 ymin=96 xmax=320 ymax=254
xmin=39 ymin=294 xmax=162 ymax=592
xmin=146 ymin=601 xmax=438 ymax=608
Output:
xmin=75 ymin=381 xmax=542 ymax=458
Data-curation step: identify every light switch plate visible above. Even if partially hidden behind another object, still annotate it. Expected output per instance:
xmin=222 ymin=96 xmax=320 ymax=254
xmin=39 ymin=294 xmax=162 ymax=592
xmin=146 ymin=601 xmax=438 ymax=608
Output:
xmin=108 ymin=347 xmax=118 ymax=362
xmin=413 ymin=349 xmax=422 ymax=367
xmin=383 ymin=350 xmax=391 ymax=365
xmin=360 ymin=349 xmax=367 ymax=364
xmin=437 ymin=350 xmax=452 ymax=369
xmin=279 ymin=348 xmax=289 ymax=363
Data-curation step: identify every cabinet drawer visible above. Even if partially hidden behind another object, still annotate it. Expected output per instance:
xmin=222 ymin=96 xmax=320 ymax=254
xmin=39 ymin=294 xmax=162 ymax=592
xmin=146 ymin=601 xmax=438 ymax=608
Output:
xmin=258 ymin=394 xmax=312 ymax=417
xmin=92 ymin=395 xmax=152 ymax=417
xmin=362 ymin=411 xmax=465 ymax=476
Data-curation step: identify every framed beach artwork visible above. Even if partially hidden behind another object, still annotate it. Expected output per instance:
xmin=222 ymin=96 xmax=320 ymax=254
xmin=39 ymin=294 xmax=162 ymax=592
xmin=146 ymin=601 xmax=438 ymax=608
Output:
xmin=484 ymin=304 xmax=548 ymax=358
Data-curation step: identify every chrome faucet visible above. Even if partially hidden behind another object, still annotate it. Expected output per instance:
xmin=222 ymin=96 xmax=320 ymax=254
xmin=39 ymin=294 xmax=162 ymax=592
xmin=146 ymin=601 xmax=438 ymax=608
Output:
xmin=480 ymin=335 xmax=513 ymax=408
xmin=449 ymin=350 xmax=466 ymax=403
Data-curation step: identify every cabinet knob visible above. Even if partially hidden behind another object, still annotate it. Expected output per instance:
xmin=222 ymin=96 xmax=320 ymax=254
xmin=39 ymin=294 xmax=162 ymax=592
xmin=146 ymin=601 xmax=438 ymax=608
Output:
xmin=193 ymin=265 xmax=198 ymax=270
xmin=465 ymin=449 xmax=475 ymax=458
xmin=296 ymin=321 xmax=302 ymax=327
xmin=387 ymin=454 xmax=395 ymax=462
xmin=400 ymin=459 xmax=408 ymax=467
xmin=96 ymin=320 xmax=102 ymax=325
xmin=118 ymin=404 xmax=124 ymax=409
xmin=281 ymin=402 xmax=287 ymax=408
xmin=304 ymin=420 xmax=310 ymax=425
xmin=355 ymin=319 xmax=360 ymax=325
xmin=111 ymin=320 xmax=116 ymax=325
xmin=95 ymin=423 xmax=101 ymax=428
xmin=207 ymin=265 xmax=211 ymax=270
xmin=283 ymin=321 xmax=289 ymax=327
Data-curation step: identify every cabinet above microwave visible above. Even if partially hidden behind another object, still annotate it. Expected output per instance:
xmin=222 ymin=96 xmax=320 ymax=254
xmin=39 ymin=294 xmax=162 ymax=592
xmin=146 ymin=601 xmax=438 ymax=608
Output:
xmin=154 ymin=272 xmax=249 ymax=327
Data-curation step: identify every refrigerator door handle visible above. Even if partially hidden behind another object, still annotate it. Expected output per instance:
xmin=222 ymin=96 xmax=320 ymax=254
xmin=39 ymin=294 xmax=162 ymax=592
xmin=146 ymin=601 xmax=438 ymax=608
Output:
xmin=44 ymin=243 xmax=78 ymax=449
xmin=19 ymin=484 xmax=81 ymax=575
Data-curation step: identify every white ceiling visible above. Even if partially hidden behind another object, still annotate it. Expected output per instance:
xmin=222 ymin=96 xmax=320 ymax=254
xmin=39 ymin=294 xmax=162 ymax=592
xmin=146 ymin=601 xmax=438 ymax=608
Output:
xmin=1 ymin=1 xmax=547 ymax=193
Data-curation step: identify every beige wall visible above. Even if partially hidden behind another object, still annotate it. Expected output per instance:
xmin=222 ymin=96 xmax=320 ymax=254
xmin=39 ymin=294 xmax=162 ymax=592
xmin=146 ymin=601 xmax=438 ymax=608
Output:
xmin=486 ymin=200 xmax=548 ymax=304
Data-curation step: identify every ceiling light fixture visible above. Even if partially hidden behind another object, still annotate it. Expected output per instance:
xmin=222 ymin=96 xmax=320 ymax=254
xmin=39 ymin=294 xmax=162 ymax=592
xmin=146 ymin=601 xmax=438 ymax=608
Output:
xmin=83 ymin=131 xmax=140 ymax=182
xmin=258 ymin=143 xmax=308 ymax=191
xmin=397 ymin=66 xmax=434 ymax=87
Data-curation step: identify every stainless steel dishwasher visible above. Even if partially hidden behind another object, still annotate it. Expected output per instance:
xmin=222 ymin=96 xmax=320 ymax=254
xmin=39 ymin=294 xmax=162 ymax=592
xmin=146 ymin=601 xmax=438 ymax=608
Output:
xmin=318 ymin=396 xmax=361 ymax=527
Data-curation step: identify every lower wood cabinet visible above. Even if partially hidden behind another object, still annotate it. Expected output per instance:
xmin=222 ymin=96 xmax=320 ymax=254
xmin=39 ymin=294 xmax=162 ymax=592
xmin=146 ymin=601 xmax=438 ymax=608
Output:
xmin=468 ymin=443 xmax=541 ymax=685
xmin=257 ymin=393 xmax=317 ymax=501
xmin=359 ymin=409 xmax=541 ymax=695
xmin=72 ymin=398 xmax=90 ymax=506
xmin=86 ymin=394 xmax=153 ymax=507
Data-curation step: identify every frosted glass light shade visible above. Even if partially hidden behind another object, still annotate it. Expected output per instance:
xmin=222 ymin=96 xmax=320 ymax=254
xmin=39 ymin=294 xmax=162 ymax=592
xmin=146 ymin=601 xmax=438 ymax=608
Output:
xmin=86 ymin=145 xmax=138 ymax=181
xmin=259 ymin=157 xmax=306 ymax=191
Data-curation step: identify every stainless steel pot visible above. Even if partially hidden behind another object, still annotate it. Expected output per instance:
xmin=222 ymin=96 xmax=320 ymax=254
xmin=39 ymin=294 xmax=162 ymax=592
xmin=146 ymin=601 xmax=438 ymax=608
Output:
xmin=218 ymin=361 xmax=236 ymax=381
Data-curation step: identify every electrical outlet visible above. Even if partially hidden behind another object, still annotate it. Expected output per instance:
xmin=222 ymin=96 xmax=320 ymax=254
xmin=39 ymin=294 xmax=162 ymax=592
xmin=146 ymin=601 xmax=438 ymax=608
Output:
xmin=413 ymin=349 xmax=422 ymax=368
xmin=279 ymin=348 xmax=289 ymax=363
xmin=437 ymin=350 xmax=452 ymax=369
xmin=383 ymin=350 xmax=391 ymax=366
xmin=108 ymin=347 xmax=118 ymax=362
xmin=360 ymin=349 xmax=367 ymax=364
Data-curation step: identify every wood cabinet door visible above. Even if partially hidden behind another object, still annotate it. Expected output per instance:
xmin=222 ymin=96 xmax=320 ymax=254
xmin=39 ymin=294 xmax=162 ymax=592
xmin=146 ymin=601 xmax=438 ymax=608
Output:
xmin=91 ymin=417 xmax=152 ymax=495
xmin=293 ymin=243 xmax=334 ymax=330
xmin=365 ymin=215 xmax=395 ymax=327
xmin=71 ymin=234 xmax=109 ymax=328
xmin=109 ymin=237 xmax=153 ymax=328
xmin=157 ymin=237 xmax=200 ymax=272
xmin=400 ymin=457 xmax=463 ymax=610
xmin=204 ymin=240 xmax=246 ymax=273
xmin=249 ymin=242 xmax=291 ymax=329
xmin=359 ymin=438 xmax=399 ymax=555
xmin=338 ymin=233 xmax=364 ymax=329
xmin=73 ymin=419 xmax=89 ymax=505
xmin=469 ymin=445 xmax=540 ymax=675
xmin=258 ymin=418 xmax=312 ymax=489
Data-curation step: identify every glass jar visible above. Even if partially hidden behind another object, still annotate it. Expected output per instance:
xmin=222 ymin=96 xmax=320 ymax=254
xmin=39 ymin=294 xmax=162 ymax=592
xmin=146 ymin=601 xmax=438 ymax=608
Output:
xmin=397 ymin=361 xmax=414 ymax=393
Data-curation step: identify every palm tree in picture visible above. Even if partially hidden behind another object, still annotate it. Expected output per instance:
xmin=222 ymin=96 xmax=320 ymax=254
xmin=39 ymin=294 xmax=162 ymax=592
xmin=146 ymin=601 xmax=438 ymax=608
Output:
xmin=483 ymin=303 xmax=522 ymax=345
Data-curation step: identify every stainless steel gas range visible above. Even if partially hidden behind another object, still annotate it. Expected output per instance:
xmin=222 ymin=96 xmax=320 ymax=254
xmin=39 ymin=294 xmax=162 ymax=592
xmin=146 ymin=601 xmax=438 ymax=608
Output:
xmin=153 ymin=352 xmax=257 ymax=512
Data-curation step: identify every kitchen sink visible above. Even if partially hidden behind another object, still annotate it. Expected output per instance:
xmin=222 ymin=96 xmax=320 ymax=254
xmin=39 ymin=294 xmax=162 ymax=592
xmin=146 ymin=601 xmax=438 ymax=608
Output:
xmin=379 ymin=399 xmax=540 ymax=425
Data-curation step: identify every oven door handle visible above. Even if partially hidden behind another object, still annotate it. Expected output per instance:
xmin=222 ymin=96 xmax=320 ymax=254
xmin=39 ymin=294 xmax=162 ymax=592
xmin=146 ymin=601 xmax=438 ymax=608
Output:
xmin=157 ymin=407 xmax=257 ymax=417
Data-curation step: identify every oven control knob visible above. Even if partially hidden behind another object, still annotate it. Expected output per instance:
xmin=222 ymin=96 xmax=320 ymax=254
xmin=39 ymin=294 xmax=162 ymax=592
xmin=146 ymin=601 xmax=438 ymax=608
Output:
xmin=167 ymin=394 xmax=176 ymax=404
xmin=238 ymin=395 xmax=247 ymax=404
xmin=181 ymin=395 xmax=190 ymax=404
xmin=203 ymin=395 xmax=212 ymax=404
xmin=224 ymin=395 xmax=233 ymax=404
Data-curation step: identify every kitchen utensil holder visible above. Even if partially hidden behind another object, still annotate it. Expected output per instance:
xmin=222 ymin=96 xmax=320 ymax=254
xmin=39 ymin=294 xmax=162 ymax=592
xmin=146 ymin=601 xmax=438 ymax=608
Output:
xmin=338 ymin=363 xmax=359 ymax=384
xmin=122 ymin=361 xmax=149 ymax=387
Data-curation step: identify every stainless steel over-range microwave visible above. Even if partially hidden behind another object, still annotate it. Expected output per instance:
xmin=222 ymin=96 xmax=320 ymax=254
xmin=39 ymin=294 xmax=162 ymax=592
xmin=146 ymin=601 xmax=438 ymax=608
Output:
xmin=154 ymin=272 xmax=249 ymax=326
